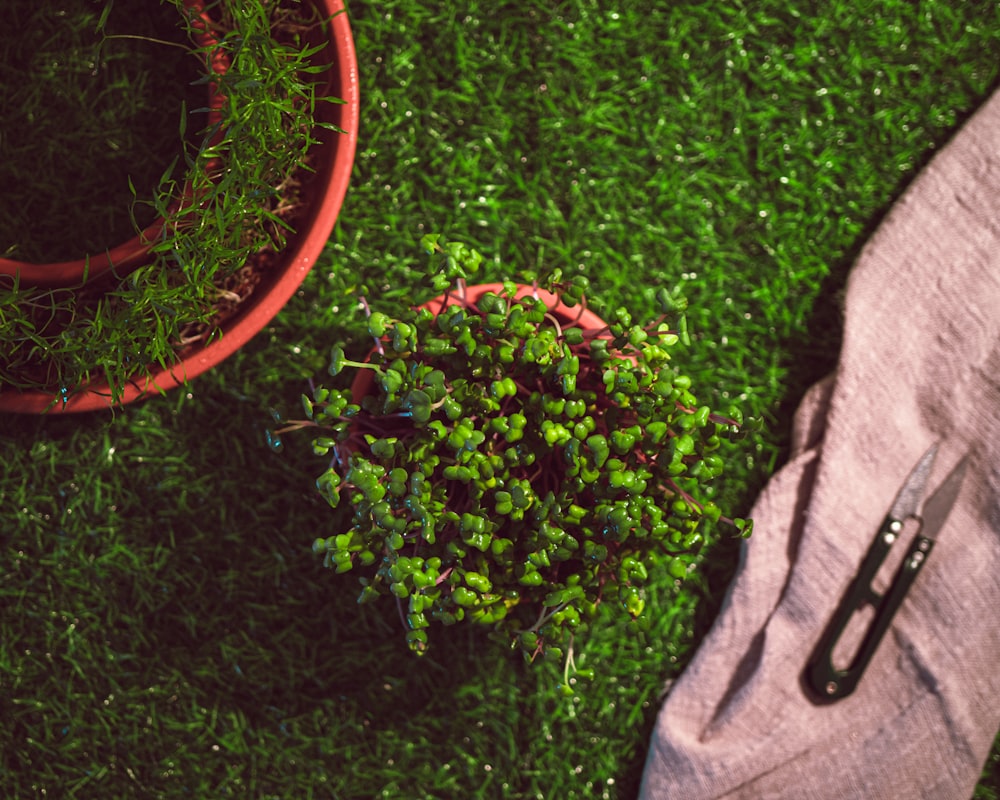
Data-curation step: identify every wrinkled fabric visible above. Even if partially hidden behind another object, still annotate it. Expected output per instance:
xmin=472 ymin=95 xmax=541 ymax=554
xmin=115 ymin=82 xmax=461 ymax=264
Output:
xmin=640 ymin=88 xmax=1000 ymax=800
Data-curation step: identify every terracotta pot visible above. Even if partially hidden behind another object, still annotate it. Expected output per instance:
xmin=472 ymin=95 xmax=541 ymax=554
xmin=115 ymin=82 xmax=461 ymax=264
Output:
xmin=0 ymin=0 xmax=359 ymax=414
xmin=350 ymin=283 xmax=609 ymax=402
xmin=0 ymin=0 xmax=222 ymax=289
xmin=419 ymin=282 xmax=606 ymax=328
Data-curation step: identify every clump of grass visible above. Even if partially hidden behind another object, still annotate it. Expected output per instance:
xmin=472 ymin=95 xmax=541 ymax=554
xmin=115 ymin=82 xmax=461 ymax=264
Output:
xmin=0 ymin=0 xmax=344 ymax=402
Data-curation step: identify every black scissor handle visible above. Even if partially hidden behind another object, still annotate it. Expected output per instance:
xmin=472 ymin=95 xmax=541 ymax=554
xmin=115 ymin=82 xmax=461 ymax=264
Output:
xmin=806 ymin=518 xmax=934 ymax=701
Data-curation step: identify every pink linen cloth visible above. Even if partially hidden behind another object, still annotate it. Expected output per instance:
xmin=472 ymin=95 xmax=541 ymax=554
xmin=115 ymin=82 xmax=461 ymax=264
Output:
xmin=640 ymin=87 xmax=1000 ymax=799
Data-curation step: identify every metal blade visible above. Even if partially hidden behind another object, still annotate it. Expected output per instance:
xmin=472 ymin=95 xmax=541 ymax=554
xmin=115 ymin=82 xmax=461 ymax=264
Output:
xmin=918 ymin=455 xmax=970 ymax=541
xmin=889 ymin=443 xmax=940 ymax=521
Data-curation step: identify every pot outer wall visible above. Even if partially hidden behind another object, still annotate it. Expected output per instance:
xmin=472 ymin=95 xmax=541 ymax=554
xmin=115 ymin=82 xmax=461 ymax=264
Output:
xmin=0 ymin=0 xmax=359 ymax=414
xmin=350 ymin=283 xmax=609 ymax=401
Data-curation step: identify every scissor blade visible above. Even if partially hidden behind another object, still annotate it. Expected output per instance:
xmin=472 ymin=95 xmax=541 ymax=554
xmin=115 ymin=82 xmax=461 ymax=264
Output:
xmin=919 ymin=456 xmax=970 ymax=541
xmin=889 ymin=443 xmax=940 ymax=521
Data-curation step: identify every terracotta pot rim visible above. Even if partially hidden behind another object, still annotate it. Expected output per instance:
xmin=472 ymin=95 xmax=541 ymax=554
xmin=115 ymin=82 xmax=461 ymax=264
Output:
xmin=0 ymin=0 xmax=359 ymax=415
xmin=420 ymin=282 xmax=607 ymax=329
xmin=349 ymin=282 xmax=609 ymax=402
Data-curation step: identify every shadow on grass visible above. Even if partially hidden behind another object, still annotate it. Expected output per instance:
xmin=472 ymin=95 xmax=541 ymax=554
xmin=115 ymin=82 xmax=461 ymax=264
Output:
xmin=2 ymin=375 xmax=543 ymax=795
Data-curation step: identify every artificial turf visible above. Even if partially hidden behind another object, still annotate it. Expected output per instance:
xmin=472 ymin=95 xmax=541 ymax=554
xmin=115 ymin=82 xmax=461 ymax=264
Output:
xmin=0 ymin=0 xmax=200 ymax=262
xmin=3 ymin=0 xmax=1000 ymax=796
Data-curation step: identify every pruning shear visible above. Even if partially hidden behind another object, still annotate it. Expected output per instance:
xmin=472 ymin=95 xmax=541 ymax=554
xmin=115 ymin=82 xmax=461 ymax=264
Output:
xmin=805 ymin=443 xmax=969 ymax=701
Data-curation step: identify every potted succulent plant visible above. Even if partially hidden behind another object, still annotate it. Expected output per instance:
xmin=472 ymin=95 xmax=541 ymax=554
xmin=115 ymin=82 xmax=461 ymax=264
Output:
xmin=271 ymin=237 xmax=755 ymax=688
xmin=0 ymin=0 xmax=358 ymax=414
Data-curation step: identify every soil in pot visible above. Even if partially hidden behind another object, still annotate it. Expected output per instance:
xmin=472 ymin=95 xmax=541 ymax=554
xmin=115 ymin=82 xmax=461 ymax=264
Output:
xmin=0 ymin=0 xmax=204 ymax=263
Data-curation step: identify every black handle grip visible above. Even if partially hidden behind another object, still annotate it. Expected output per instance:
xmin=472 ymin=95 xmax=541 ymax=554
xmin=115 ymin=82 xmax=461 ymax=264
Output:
xmin=806 ymin=521 xmax=933 ymax=701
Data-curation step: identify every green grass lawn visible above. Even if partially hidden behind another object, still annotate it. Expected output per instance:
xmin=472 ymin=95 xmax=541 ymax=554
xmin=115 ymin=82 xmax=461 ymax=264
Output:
xmin=3 ymin=0 xmax=1000 ymax=796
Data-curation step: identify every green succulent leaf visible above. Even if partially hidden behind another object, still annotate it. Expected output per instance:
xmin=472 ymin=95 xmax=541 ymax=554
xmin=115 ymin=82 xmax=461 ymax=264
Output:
xmin=452 ymin=586 xmax=479 ymax=607
xmin=367 ymin=311 xmax=392 ymax=338
xmin=403 ymin=389 xmax=432 ymax=424
xmin=586 ymin=434 xmax=610 ymax=468
xmin=619 ymin=585 xmax=645 ymax=617
xmin=328 ymin=344 xmax=348 ymax=376
xmin=315 ymin=470 xmax=341 ymax=507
